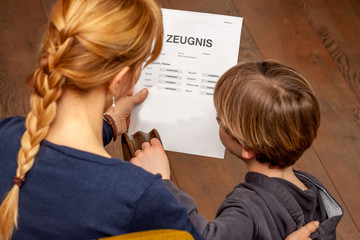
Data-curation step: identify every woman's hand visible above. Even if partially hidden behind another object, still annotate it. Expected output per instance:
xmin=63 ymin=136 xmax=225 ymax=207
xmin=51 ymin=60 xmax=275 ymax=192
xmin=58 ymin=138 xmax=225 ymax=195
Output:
xmin=105 ymin=88 xmax=148 ymax=135
xmin=130 ymin=138 xmax=171 ymax=179
xmin=285 ymin=221 xmax=319 ymax=240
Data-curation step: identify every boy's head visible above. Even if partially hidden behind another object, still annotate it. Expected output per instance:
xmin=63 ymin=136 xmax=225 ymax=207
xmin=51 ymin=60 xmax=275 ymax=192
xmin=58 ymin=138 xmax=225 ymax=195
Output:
xmin=214 ymin=61 xmax=320 ymax=168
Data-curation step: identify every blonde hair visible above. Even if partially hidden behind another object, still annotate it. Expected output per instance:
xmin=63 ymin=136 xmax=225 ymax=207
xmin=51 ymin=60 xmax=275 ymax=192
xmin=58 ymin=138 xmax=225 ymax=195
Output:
xmin=0 ymin=0 xmax=163 ymax=239
xmin=214 ymin=61 xmax=320 ymax=168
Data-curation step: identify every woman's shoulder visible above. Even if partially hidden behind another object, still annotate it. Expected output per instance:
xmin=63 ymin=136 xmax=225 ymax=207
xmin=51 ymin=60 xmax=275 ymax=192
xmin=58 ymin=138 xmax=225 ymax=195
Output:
xmin=0 ymin=116 xmax=25 ymax=131
xmin=111 ymin=160 xmax=164 ymax=190
xmin=0 ymin=116 xmax=25 ymax=142
xmin=38 ymin=139 xmax=162 ymax=189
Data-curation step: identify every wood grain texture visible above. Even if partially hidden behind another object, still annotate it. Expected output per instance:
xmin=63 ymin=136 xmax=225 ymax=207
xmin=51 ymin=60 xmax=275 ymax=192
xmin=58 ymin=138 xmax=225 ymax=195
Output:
xmin=297 ymin=0 xmax=360 ymax=102
xmin=231 ymin=0 xmax=360 ymax=112
xmin=237 ymin=25 xmax=263 ymax=62
xmin=0 ymin=0 xmax=47 ymax=117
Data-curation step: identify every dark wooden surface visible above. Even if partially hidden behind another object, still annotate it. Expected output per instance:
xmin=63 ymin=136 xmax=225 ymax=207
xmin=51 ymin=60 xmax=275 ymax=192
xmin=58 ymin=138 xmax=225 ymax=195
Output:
xmin=0 ymin=0 xmax=359 ymax=239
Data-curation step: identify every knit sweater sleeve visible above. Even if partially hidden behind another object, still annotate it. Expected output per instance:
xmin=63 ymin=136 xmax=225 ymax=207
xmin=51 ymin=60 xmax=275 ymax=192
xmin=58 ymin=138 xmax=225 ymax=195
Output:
xmin=164 ymin=179 xmax=254 ymax=240
xmin=102 ymin=119 xmax=114 ymax=146
xmin=130 ymin=176 xmax=204 ymax=240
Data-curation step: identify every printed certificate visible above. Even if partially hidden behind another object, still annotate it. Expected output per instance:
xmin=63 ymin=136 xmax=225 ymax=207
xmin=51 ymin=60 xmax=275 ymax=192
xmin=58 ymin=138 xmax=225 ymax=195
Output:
xmin=129 ymin=8 xmax=243 ymax=158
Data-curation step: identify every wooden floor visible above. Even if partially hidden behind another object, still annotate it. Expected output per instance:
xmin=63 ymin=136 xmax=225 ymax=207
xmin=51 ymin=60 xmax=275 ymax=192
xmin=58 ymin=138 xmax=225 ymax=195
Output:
xmin=1 ymin=0 xmax=359 ymax=239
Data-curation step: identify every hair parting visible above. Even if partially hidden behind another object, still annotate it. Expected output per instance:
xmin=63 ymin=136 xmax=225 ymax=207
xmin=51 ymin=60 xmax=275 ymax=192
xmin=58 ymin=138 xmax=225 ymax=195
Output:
xmin=214 ymin=60 xmax=320 ymax=168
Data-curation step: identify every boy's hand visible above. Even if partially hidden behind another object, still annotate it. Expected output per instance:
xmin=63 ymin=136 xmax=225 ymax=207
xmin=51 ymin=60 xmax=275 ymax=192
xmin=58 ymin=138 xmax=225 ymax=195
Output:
xmin=104 ymin=88 xmax=148 ymax=135
xmin=285 ymin=221 xmax=319 ymax=240
xmin=130 ymin=138 xmax=171 ymax=179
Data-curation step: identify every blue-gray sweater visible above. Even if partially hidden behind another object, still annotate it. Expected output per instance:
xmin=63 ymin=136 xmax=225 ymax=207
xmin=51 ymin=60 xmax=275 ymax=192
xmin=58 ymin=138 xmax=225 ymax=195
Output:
xmin=165 ymin=164 xmax=343 ymax=239
xmin=0 ymin=116 xmax=202 ymax=240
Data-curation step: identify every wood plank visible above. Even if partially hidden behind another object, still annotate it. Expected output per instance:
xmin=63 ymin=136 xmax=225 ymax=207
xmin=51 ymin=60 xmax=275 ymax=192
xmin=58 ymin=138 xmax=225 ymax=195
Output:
xmin=296 ymin=0 xmax=360 ymax=102
xmin=237 ymin=25 xmax=263 ymax=63
xmin=231 ymin=0 xmax=360 ymax=113
xmin=0 ymin=0 xmax=48 ymax=117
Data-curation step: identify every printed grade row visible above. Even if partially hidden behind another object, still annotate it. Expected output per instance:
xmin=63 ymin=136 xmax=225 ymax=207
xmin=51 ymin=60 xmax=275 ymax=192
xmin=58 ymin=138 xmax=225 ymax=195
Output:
xmin=142 ymin=62 xmax=219 ymax=96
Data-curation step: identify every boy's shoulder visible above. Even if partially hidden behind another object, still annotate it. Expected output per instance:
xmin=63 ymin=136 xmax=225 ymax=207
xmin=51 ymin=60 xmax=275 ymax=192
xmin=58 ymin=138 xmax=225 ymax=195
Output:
xmin=224 ymin=172 xmax=278 ymax=205
xmin=293 ymin=169 xmax=325 ymax=188
xmin=224 ymin=171 xmax=327 ymax=210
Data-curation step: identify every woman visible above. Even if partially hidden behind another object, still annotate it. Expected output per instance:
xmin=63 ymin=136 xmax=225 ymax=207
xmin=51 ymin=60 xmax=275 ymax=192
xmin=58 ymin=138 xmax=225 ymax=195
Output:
xmin=0 ymin=0 xmax=201 ymax=239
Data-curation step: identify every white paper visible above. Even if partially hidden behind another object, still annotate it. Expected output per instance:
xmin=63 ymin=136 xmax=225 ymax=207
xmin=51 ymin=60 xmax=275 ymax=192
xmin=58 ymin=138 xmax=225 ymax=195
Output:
xmin=129 ymin=9 xmax=242 ymax=159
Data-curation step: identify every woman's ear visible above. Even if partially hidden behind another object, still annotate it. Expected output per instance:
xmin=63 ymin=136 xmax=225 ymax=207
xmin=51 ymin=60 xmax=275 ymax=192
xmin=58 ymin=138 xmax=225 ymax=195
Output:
xmin=108 ymin=66 xmax=131 ymax=95
xmin=242 ymin=147 xmax=255 ymax=160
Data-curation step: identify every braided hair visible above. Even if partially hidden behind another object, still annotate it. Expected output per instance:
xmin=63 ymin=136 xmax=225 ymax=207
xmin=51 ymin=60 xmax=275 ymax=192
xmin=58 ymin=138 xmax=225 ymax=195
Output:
xmin=0 ymin=0 xmax=163 ymax=239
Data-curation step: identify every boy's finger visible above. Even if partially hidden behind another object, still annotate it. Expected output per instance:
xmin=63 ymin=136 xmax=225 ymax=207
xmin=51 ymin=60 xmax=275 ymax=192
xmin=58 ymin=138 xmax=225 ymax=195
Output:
xmin=286 ymin=221 xmax=319 ymax=240
xmin=306 ymin=221 xmax=319 ymax=233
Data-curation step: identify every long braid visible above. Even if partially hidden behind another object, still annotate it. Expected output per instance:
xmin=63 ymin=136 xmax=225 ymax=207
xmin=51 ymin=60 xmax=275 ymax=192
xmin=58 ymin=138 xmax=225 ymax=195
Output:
xmin=0 ymin=0 xmax=163 ymax=238
xmin=0 ymin=28 xmax=72 ymax=240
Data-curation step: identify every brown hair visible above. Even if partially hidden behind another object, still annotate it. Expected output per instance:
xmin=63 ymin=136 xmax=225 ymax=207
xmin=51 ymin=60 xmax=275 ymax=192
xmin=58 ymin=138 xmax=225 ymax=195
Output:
xmin=0 ymin=0 xmax=163 ymax=239
xmin=214 ymin=61 xmax=320 ymax=168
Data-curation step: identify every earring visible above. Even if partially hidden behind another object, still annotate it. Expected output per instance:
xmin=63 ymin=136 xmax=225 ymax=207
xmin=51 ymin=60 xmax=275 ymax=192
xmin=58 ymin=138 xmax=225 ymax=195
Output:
xmin=112 ymin=95 xmax=115 ymax=112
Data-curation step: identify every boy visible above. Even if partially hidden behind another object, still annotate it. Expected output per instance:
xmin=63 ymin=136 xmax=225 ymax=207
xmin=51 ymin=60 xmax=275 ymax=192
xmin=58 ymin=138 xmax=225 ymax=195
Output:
xmin=131 ymin=61 xmax=343 ymax=239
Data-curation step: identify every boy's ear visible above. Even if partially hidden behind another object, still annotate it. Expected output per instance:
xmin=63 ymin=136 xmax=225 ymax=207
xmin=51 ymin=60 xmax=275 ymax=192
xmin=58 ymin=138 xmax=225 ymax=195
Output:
xmin=108 ymin=66 xmax=131 ymax=95
xmin=242 ymin=147 xmax=255 ymax=160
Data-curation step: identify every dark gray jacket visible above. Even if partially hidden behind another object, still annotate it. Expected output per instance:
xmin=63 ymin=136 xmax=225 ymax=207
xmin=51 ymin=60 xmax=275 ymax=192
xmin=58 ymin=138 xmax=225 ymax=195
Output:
xmin=164 ymin=170 xmax=343 ymax=240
